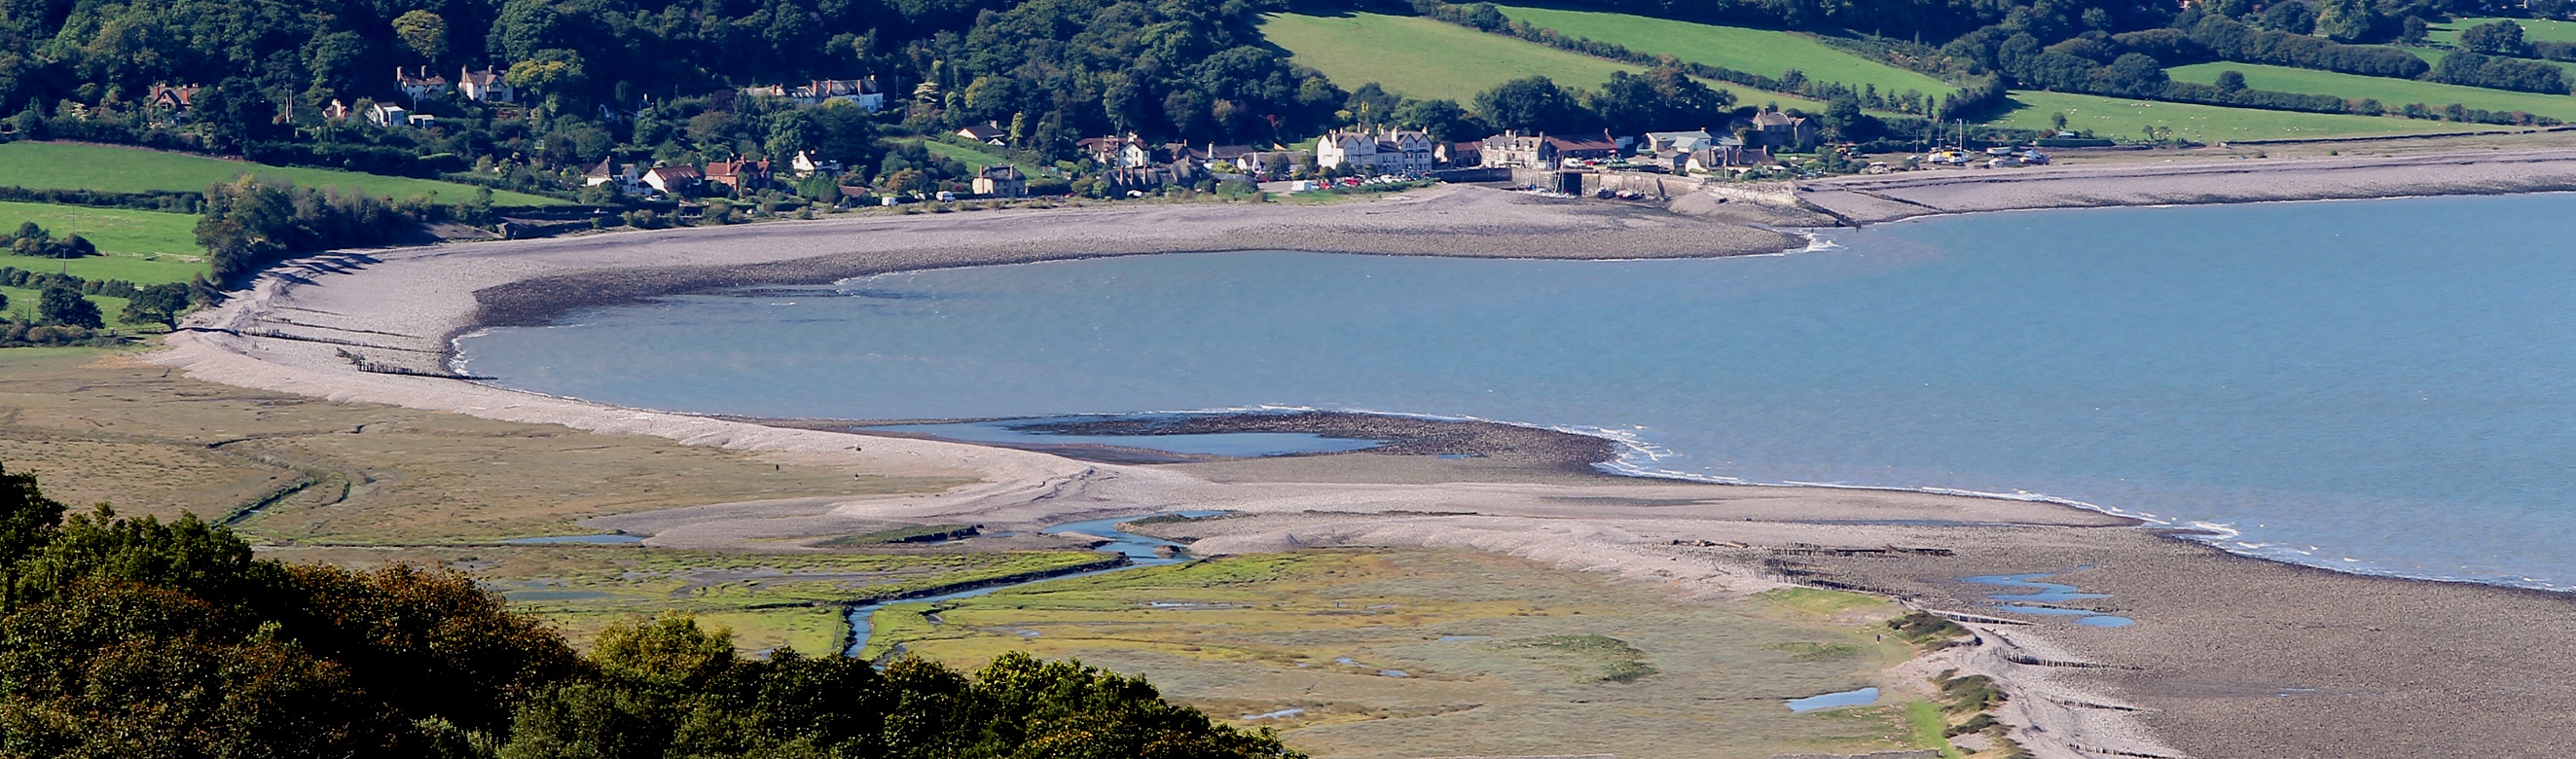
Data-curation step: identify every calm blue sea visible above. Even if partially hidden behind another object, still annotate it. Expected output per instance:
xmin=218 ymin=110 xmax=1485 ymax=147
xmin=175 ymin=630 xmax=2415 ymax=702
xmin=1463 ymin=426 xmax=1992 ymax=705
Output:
xmin=456 ymin=194 xmax=2576 ymax=591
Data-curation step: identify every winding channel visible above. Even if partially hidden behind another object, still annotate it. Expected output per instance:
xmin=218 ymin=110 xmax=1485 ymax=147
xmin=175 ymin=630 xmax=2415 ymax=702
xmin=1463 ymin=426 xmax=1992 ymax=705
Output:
xmin=841 ymin=512 xmax=1222 ymax=658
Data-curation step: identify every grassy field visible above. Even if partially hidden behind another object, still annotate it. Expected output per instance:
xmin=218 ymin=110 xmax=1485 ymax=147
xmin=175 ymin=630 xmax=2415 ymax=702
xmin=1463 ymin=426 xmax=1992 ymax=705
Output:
xmin=0 ymin=142 xmax=565 ymax=206
xmin=0 ymin=200 xmax=211 ymax=295
xmin=0 ymin=201 xmax=200 ymax=256
xmin=1491 ymin=5 xmax=1953 ymax=95
xmin=2168 ymin=61 xmax=2576 ymax=121
xmin=868 ymin=548 xmax=1953 ymax=759
xmin=0 ymin=251 xmax=206 ymax=287
xmin=1995 ymin=90 xmax=2484 ymax=141
xmin=1259 ymin=11 xmax=1640 ymax=101
xmin=2426 ymin=17 xmax=2576 ymax=47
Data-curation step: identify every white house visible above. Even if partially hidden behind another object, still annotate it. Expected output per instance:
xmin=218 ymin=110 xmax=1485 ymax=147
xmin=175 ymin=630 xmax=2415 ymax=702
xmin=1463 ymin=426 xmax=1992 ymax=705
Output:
xmin=584 ymin=158 xmax=641 ymax=191
xmin=1315 ymin=128 xmax=1434 ymax=173
xmin=642 ymin=164 xmax=703 ymax=195
xmin=789 ymin=150 xmax=840 ymax=177
xmin=396 ymin=66 xmax=449 ymax=101
xmin=367 ymin=102 xmax=409 ymax=127
xmin=1639 ymin=129 xmax=1718 ymax=155
xmin=957 ymin=122 xmax=1007 ymax=145
xmin=458 ymin=66 xmax=515 ymax=104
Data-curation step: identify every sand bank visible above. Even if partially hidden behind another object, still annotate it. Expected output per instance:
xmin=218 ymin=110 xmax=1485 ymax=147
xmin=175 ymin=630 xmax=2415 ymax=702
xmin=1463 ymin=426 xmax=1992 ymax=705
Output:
xmin=155 ymin=175 xmax=2576 ymax=758
xmin=1800 ymin=148 xmax=2576 ymax=224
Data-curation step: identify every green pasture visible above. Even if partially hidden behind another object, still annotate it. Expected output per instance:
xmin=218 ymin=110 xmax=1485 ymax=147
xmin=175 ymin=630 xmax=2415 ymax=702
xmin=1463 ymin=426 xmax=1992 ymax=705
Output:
xmin=1994 ymin=90 xmax=2485 ymax=141
xmin=0 ymin=142 xmax=564 ymax=206
xmin=2168 ymin=61 xmax=2576 ymax=120
xmin=1491 ymin=5 xmax=1952 ymax=94
xmin=0 ymin=253 xmax=206 ymax=286
xmin=1259 ymin=11 xmax=1640 ymax=101
xmin=2399 ymin=45 xmax=2576 ymax=93
xmin=0 ymin=201 xmax=200 ymax=256
xmin=2426 ymin=17 xmax=2576 ymax=47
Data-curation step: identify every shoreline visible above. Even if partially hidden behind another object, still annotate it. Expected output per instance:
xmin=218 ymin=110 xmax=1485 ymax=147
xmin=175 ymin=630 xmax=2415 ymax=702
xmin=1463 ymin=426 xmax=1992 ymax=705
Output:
xmin=152 ymin=165 xmax=2576 ymax=758
xmin=1799 ymin=147 xmax=2576 ymax=225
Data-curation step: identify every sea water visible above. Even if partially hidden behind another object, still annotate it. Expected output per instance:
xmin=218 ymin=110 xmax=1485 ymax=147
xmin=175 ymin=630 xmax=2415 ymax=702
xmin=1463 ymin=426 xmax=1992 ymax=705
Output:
xmin=456 ymin=194 xmax=2576 ymax=591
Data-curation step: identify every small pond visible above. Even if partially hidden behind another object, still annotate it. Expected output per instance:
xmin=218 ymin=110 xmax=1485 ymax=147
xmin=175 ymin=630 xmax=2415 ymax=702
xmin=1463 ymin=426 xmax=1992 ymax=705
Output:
xmin=1786 ymin=686 xmax=1880 ymax=712
xmin=1961 ymin=572 xmax=2134 ymax=628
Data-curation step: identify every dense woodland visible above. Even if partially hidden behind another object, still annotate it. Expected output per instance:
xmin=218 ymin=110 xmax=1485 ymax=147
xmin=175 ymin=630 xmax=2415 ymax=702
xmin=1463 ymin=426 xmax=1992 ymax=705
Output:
xmin=0 ymin=0 xmax=2564 ymax=193
xmin=0 ymin=463 xmax=1302 ymax=758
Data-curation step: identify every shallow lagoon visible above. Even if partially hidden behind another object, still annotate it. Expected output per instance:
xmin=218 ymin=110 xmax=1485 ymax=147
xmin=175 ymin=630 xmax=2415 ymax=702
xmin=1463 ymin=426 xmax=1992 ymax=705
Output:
xmin=459 ymin=194 xmax=2576 ymax=591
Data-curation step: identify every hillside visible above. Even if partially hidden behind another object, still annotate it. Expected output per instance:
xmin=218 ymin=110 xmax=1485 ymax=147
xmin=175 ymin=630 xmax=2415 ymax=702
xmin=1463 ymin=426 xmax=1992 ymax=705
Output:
xmin=1489 ymin=5 xmax=1953 ymax=95
xmin=2166 ymin=62 xmax=2576 ymax=122
xmin=1258 ymin=11 xmax=1641 ymax=102
xmin=0 ymin=143 xmax=564 ymax=207
xmin=1998 ymin=91 xmax=2483 ymax=142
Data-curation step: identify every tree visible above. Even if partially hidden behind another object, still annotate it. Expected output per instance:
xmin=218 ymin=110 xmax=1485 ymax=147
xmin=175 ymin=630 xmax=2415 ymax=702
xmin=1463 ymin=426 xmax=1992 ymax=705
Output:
xmin=2400 ymin=16 xmax=2430 ymax=45
xmin=392 ymin=10 xmax=449 ymax=61
xmin=2261 ymin=0 xmax=2316 ymax=34
xmin=506 ymin=49 xmax=590 ymax=115
xmin=1821 ymin=94 xmax=1866 ymax=141
xmin=1473 ymin=76 xmax=1587 ymax=134
xmin=119 ymin=283 xmax=192 ymax=330
xmin=1584 ymin=67 xmax=1734 ymax=137
xmin=2314 ymin=0 xmax=2377 ymax=43
xmin=35 ymin=286 xmax=101 ymax=329
xmin=1393 ymin=98 xmax=1484 ymax=143
xmin=0 ymin=462 xmax=65 ymax=564
xmin=2214 ymin=69 xmax=2248 ymax=91
xmin=2461 ymin=20 xmax=2528 ymax=56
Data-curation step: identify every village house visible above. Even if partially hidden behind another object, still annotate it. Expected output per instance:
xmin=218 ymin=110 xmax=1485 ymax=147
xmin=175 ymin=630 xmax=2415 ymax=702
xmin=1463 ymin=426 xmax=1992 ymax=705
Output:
xmin=395 ymin=67 xmax=449 ymax=101
xmin=321 ymin=99 xmax=351 ymax=122
xmin=1731 ymin=110 xmax=1818 ymax=151
xmin=1315 ymin=128 xmax=1435 ymax=174
xmin=956 ymin=122 xmax=1007 ymax=145
xmin=1234 ymin=150 xmax=1306 ymax=178
xmin=1078 ymin=134 xmax=1153 ymax=168
xmin=1638 ymin=128 xmax=1719 ymax=155
xmin=703 ymin=160 xmax=771 ymax=194
xmin=146 ymin=83 xmax=199 ymax=121
xmin=366 ymin=102 xmax=409 ymax=127
xmin=584 ymin=158 xmax=641 ymax=191
xmin=741 ymin=78 xmax=885 ymax=112
xmin=971 ymin=164 xmax=1027 ymax=197
xmin=1436 ymin=141 xmax=1482 ymax=167
xmin=642 ymin=164 xmax=704 ymax=195
xmin=1478 ymin=131 xmax=1555 ymax=169
xmin=458 ymin=66 xmax=515 ymax=104
xmin=1543 ymin=130 xmax=1622 ymax=165
xmin=1187 ymin=143 xmax=1257 ymax=172
xmin=1687 ymin=144 xmax=1777 ymax=173
xmin=789 ymin=151 xmax=840 ymax=177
